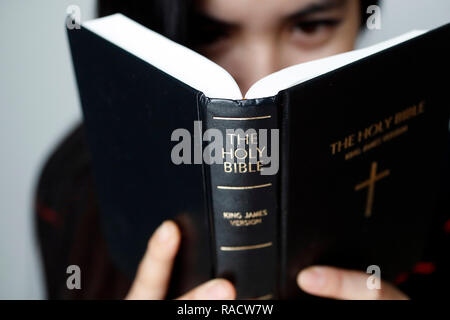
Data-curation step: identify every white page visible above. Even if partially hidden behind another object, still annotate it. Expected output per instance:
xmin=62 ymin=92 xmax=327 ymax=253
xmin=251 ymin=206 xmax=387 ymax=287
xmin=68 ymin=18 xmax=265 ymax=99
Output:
xmin=83 ymin=14 xmax=243 ymax=100
xmin=83 ymin=13 xmax=427 ymax=100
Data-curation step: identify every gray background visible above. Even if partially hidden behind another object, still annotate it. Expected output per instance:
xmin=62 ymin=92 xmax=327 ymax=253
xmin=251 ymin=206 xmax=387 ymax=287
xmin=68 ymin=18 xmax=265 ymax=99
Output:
xmin=0 ymin=0 xmax=449 ymax=299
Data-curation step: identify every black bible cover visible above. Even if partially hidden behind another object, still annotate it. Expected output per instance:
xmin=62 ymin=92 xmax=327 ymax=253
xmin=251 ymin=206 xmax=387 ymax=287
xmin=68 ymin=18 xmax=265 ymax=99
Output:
xmin=67 ymin=14 xmax=450 ymax=299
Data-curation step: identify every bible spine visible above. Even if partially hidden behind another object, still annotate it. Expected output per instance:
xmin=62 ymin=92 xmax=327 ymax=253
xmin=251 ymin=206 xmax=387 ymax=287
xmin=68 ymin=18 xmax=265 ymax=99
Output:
xmin=201 ymin=96 xmax=279 ymax=299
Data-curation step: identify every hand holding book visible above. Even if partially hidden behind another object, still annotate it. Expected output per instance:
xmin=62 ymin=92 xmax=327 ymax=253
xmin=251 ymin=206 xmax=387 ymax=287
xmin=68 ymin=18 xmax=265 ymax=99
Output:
xmin=125 ymin=220 xmax=409 ymax=300
xmin=297 ymin=266 xmax=408 ymax=300
xmin=125 ymin=220 xmax=236 ymax=300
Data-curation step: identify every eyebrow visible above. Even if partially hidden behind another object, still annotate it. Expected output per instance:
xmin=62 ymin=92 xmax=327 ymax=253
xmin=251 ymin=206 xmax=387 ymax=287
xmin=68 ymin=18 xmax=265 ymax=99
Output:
xmin=286 ymin=0 xmax=348 ymax=20
xmin=194 ymin=0 xmax=347 ymax=30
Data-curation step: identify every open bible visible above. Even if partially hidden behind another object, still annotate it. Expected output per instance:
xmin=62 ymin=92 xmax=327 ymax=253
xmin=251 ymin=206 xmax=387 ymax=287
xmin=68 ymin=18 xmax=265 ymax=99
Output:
xmin=68 ymin=14 xmax=450 ymax=299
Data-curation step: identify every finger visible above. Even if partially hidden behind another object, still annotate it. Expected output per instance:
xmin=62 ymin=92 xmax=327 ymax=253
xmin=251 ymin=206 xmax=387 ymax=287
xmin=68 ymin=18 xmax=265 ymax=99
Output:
xmin=297 ymin=266 xmax=409 ymax=300
xmin=176 ymin=279 xmax=236 ymax=300
xmin=126 ymin=220 xmax=181 ymax=300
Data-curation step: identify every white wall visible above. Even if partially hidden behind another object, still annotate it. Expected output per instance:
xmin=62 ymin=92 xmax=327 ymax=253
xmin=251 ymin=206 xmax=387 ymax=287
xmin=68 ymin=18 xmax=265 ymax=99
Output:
xmin=358 ymin=0 xmax=450 ymax=48
xmin=0 ymin=0 xmax=96 ymax=299
xmin=0 ymin=0 xmax=449 ymax=299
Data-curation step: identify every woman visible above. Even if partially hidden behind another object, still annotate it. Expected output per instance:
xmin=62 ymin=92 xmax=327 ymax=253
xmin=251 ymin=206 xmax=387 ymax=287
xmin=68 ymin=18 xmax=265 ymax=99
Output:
xmin=36 ymin=0 xmax=449 ymax=300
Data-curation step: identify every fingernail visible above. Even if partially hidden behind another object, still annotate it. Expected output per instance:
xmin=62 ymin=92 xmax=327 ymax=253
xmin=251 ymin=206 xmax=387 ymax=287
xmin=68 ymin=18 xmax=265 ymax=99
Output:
xmin=156 ymin=221 xmax=174 ymax=243
xmin=203 ymin=280 xmax=233 ymax=300
xmin=299 ymin=267 xmax=326 ymax=291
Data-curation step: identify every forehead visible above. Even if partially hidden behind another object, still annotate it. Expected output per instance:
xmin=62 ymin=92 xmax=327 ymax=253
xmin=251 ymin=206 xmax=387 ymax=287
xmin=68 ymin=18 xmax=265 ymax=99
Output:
xmin=199 ymin=0 xmax=343 ymax=23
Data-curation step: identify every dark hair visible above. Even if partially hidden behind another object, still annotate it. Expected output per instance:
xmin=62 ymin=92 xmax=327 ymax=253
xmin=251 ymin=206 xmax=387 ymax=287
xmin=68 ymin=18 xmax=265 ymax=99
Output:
xmin=98 ymin=0 xmax=380 ymax=46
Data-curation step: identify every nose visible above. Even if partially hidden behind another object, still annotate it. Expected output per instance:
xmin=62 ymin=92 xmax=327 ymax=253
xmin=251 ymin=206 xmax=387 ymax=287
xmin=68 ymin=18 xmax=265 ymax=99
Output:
xmin=233 ymin=38 xmax=281 ymax=96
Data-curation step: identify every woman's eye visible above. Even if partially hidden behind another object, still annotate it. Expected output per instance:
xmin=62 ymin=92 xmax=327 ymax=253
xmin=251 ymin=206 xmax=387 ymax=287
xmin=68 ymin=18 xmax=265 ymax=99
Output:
xmin=294 ymin=19 xmax=341 ymax=35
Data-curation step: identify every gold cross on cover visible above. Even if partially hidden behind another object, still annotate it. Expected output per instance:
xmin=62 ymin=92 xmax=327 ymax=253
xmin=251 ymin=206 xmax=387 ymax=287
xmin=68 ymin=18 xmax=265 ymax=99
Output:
xmin=355 ymin=161 xmax=391 ymax=218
